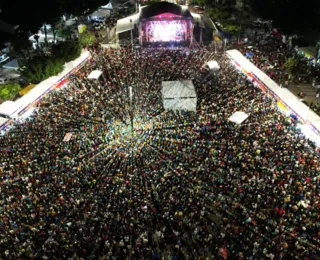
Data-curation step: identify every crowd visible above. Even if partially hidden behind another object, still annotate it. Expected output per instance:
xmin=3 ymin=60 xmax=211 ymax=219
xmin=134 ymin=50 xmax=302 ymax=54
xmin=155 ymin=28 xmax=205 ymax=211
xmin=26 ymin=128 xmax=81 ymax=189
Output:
xmin=236 ymin=34 xmax=320 ymax=87
xmin=0 ymin=44 xmax=320 ymax=259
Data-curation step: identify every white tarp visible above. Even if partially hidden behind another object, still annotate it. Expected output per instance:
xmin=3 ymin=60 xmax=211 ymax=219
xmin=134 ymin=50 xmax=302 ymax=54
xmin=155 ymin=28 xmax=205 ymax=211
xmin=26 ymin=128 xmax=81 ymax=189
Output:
xmin=88 ymin=70 xmax=103 ymax=79
xmin=162 ymin=80 xmax=197 ymax=112
xmin=207 ymin=60 xmax=220 ymax=70
xmin=228 ymin=111 xmax=249 ymax=124
xmin=0 ymin=101 xmax=21 ymax=117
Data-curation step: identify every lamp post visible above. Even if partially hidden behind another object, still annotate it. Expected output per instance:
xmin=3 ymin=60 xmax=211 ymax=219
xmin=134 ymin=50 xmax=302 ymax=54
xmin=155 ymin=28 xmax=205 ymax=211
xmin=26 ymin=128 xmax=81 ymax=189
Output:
xmin=130 ymin=19 xmax=133 ymax=50
xmin=129 ymin=86 xmax=133 ymax=135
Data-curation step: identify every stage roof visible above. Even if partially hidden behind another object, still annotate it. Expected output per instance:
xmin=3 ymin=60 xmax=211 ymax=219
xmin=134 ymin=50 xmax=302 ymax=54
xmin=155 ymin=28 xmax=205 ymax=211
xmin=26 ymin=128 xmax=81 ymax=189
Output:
xmin=140 ymin=2 xmax=192 ymax=19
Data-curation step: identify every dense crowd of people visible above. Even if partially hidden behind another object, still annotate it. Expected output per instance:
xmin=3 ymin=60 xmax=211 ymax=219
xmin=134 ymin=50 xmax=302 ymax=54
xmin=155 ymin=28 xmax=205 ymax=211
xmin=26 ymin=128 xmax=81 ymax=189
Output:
xmin=1 ymin=44 xmax=320 ymax=259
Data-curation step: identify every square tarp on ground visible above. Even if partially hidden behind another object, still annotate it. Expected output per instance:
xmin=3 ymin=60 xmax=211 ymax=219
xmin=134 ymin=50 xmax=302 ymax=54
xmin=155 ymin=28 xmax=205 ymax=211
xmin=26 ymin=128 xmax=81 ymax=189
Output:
xmin=162 ymin=80 xmax=197 ymax=112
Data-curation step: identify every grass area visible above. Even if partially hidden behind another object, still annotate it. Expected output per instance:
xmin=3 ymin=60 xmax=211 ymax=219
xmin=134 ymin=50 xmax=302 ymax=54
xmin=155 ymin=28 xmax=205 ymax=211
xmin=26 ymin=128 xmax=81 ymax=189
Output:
xmin=0 ymin=82 xmax=22 ymax=101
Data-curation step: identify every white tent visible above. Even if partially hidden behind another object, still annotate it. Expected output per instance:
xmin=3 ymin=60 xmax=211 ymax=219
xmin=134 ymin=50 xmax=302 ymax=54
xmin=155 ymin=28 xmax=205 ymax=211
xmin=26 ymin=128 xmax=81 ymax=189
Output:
xmin=3 ymin=59 xmax=20 ymax=70
xmin=101 ymin=2 xmax=113 ymax=9
xmin=228 ymin=111 xmax=249 ymax=124
xmin=163 ymin=98 xmax=197 ymax=111
xmin=207 ymin=60 xmax=220 ymax=71
xmin=88 ymin=70 xmax=103 ymax=79
xmin=0 ymin=117 xmax=9 ymax=131
xmin=162 ymin=80 xmax=197 ymax=112
xmin=0 ymin=101 xmax=21 ymax=118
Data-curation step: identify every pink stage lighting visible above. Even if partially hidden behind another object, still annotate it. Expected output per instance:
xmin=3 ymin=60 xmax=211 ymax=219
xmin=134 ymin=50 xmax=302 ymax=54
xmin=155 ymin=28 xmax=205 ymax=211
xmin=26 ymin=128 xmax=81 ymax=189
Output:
xmin=147 ymin=20 xmax=186 ymax=42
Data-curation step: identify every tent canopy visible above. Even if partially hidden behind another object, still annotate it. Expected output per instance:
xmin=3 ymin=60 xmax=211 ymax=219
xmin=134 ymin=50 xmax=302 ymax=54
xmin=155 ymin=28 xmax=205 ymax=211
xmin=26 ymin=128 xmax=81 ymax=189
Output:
xmin=162 ymin=80 xmax=196 ymax=99
xmin=0 ymin=101 xmax=21 ymax=117
xmin=162 ymin=80 xmax=197 ymax=112
xmin=88 ymin=70 xmax=103 ymax=79
xmin=3 ymin=59 xmax=20 ymax=70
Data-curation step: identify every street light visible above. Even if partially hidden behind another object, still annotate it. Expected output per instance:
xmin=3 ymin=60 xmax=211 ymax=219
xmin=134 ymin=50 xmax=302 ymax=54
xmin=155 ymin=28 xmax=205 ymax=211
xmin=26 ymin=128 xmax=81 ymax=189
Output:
xmin=129 ymin=86 xmax=133 ymax=135
xmin=130 ymin=19 xmax=133 ymax=49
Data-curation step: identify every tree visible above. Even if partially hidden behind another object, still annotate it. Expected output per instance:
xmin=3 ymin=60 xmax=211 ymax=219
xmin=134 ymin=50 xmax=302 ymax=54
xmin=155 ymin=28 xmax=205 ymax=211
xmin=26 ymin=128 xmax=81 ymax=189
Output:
xmin=51 ymin=40 xmax=82 ymax=63
xmin=33 ymin=35 xmax=40 ymax=49
xmin=0 ymin=83 xmax=21 ymax=100
xmin=284 ymin=57 xmax=299 ymax=75
xmin=57 ymin=27 xmax=73 ymax=40
xmin=22 ymin=55 xmax=64 ymax=83
xmin=44 ymin=58 xmax=64 ymax=78
xmin=10 ymin=33 xmax=32 ymax=59
xmin=79 ymin=31 xmax=96 ymax=47
xmin=21 ymin=56 xmax=46 ymax=83
xmin=224 ymin=24 xmax=241 ymax=35
xmin=207 ymin=7 xmax=231 ymax=22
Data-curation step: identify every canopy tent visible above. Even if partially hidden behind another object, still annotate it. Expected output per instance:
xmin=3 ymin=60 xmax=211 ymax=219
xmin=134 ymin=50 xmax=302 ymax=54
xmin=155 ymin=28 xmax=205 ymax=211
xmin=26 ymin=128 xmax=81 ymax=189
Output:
xmin=87 ymin=70 xmax=103 ymax=79
xmin=207 ymin=60 xmax=220 ymax=70
xmin=163 ymin=98 xmax=197 ymax=111
xmin=101 ymin=2 xmax=113 ymax=9
xmin=0 ymin=101 xmax=21 ymax=118
xmin=0 ymin=117 xmax=9 ymax=131
xmin=162 ymin=80 xmax=197 ymax=112
xmin=228 ymin=111 xmax=249 ymax=124
xmin=3 ymin=59 xmax=20 ymax=70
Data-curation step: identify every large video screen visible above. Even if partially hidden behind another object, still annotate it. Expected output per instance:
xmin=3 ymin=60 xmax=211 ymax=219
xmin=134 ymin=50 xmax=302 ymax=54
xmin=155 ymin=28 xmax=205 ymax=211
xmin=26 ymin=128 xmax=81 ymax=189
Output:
xmin=146 ymin=20 xmax=186 ymax=42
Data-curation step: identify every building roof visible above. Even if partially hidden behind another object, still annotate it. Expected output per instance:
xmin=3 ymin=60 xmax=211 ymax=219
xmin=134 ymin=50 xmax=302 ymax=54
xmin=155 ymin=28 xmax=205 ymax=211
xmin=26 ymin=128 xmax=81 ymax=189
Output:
xmin=140 ymin=2 xmax=192 ymax=19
